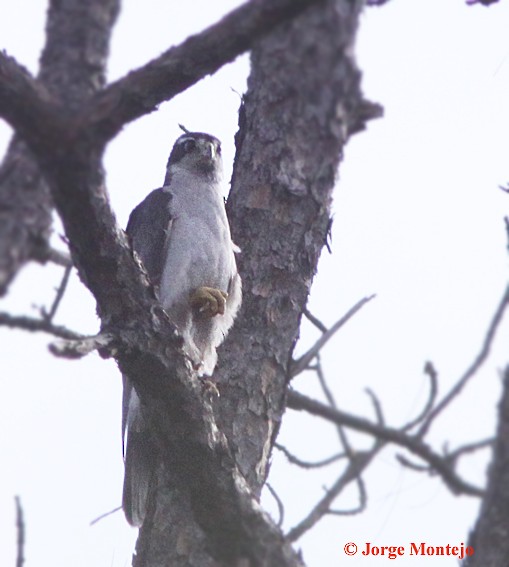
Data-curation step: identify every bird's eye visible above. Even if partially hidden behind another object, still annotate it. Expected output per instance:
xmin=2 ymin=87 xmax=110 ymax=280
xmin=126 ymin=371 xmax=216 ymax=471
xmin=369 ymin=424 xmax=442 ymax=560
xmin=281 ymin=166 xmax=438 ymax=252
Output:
xmin=183 ymin=139 xmax=196 ymax=153
xmin=216 ymin=143 xmax=222 ymax=155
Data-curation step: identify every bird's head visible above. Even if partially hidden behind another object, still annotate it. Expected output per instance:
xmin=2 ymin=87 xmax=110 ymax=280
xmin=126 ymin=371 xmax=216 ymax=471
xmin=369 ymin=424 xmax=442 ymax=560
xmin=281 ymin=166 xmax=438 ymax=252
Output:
xmin=164 ymin=132 xmax=223 ymax=184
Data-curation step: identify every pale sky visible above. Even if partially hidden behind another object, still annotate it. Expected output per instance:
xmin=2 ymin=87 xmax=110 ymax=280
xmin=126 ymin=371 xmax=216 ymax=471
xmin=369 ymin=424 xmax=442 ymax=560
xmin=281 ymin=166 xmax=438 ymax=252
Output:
xmin=1 ymin=1 xmax=509 ymax=566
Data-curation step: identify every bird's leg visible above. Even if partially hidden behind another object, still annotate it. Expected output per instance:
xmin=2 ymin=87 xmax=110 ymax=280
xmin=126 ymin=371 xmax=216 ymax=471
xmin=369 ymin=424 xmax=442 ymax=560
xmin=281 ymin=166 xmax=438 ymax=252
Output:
xmin=189 ymin=286 xmax=228 ymax=317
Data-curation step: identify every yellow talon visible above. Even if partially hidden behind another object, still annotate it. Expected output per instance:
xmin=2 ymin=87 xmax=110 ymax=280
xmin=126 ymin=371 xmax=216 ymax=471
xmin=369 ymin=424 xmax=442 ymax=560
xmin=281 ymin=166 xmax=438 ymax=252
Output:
xmin=190 ymin=286 xmax=228 ymax=317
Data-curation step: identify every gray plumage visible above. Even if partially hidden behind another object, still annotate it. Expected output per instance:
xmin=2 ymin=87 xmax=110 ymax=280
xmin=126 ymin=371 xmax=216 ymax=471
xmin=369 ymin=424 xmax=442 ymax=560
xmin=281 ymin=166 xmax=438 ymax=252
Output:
xmin=122 ymin=131 xmax=242 ymax=527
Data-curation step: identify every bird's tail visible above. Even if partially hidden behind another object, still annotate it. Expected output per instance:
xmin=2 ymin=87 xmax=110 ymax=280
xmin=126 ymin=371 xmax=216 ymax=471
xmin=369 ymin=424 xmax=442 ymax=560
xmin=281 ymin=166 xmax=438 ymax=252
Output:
xmin=122 ymin=429 xmax=157 ymax=527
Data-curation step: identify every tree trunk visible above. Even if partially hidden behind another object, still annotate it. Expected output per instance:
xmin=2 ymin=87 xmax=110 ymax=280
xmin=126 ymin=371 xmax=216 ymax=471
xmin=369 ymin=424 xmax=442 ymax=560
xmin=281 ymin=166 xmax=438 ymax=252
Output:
xmin=465 ymin=369 xmax=509 ymax=567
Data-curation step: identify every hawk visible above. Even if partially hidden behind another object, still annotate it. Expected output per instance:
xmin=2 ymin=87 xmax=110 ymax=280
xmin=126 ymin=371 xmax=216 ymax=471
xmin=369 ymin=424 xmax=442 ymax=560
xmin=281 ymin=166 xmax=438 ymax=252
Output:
xmin=122 ymin=130 xmax=242 ymax=526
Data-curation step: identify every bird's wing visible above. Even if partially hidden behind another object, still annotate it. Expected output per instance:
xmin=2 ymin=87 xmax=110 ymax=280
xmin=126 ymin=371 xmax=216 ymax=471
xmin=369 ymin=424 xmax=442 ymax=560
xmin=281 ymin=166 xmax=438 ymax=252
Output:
xmin=126 ymin=188 xmax=173 ymax=286
xmin=123 ymin=188 xmax=173 ymax=452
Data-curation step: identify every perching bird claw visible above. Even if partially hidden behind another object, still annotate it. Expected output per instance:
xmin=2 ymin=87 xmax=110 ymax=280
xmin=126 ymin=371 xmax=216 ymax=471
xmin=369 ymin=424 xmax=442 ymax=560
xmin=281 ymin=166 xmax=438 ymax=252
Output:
xmin=190 ymin=286 xmax=228 ymax=317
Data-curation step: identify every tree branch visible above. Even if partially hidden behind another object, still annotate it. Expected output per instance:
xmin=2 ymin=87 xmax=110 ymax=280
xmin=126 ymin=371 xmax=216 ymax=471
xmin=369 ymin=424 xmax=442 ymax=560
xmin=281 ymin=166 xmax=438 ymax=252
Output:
xmin=84 ymin=0 xmax=328 ymax=144
xmin=32 ymin=244 xmax=72 ymax=268
xmin=465 ymin=0 xmax=500 ymax=6
xmin=41 ymin=265 xmax=72 ymax=323
xmin=0 ymin=0 xmax=120 ymax=296
xmin=286 ymin=447 xmax=379 ymax=542
xmin=290 ymin=295 xmax=375 ymax=377
xmin=287 ymin=390 xmax=484 ymax=497
xmin=15 ymin=496 xmax=25 ymax=567
xmin=418 ymin=283 xmax=509 ymax=437
xmin=275 ymin=443 xmax=347 ymax=469
xmin=328 ymin=481 xmax=367 ymax=516
xmin=446 ymin=438 xmax=493 ymax=463
xmin=0 ymin=311 xmax=84 ymax=341
xmin=303 ymin=308 xmax=328 ymax=333
xmin=48 ymin=333 xmax=115 ymax=359
xmin=266 ymin=483 xmax=285 ymax=527
xmin=0 ymin=53 xmax=59 ymax=139
xmin=401 ymin=360 xmax=438 ymax=432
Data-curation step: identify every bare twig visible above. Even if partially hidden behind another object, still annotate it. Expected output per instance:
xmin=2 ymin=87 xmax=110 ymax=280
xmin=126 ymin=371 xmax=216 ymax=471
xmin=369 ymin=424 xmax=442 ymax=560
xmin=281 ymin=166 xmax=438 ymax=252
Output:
xmin=90 ymin=505 xmax=122 ymax=526
xmin=465 ymin=0 xmax=499 ymax=6
xmin=286 ymin=448 xmax=379 ymax=542
xmin=402 ymin=361 xmax=438 ymax=432
xmin=396 ymin=454 xmax=430 ymax=472
xmin=315 ymin=355 xmax=337 ymax=410
xmin=32 ymin=244 xmax=72 ymax=268
xmin=446 ymin=438 xmax=494 ymax=463
xmin=365 ymin=388 xmax=385 ymax=427
xmin=15 ymin=496 xmax=25 ymax=567
xmin=0 ymin=312 xmax=84 ymax=340
xmin=266 ymin=484 xmax=285 ymax=528
xmin=303 ymin=308 xmax=327 ymax=333
xmin=49 ymin=332 xmax=114 ymax=359
xmin=329 ymin=476 xmax=367 ymax=516
xmin=418 ymin=284 xmax=509 ymax=437
xmin=0 ymin=310 xmax=110 ymax=358
xmin=290 ymin=295 xmax=375 ymax=377
xmin=287 ymin=390 xmax=484 ymax=497
xmin=314 ymin=355 xmax=355 ymax=458
xmin=41 ymin=265 xmax=72 ymax=322
xmin=396 ymin=438 xmax=493 ymax=475
xmin=275 ymin=443 xmax=346 ymax=469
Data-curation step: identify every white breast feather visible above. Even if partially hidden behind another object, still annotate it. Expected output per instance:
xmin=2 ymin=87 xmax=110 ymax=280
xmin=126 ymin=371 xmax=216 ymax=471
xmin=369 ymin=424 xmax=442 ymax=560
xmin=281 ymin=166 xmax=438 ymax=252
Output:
xmin=159 ymin=168 xmax=241 ymax=375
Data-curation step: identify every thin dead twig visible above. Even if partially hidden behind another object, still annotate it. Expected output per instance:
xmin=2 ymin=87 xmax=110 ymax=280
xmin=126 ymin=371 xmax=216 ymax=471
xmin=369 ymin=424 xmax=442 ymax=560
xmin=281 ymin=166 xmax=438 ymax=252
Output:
xmin=266 ymin=484 xmax=285 ymax=528
xmin=402 ymin=361 xmax=439 ymax=432
xmin=446 ymin=438 xmax=494 ymax=463
xmin=303 ymin=308 xmax=327 ymax=333
xmin=314 ymin=355 xmax=348 ymax=448
xmin=275 ymin=443 xmax=347 ymax=469
xmin=15 ymin=496 xmax=25 ymax=567
xmin=287 ymin=389 xmax=484 ymax=497
xmin=0 ymin=311 xmax=83 ymax=341
xmin=286 ymin=446 xmax=379 ymax=542
xmin=90 ymin=505 xmax=122 ymax=526
xmin=365 ymin=388 xmax=385 ymax=427
xmin=418 ymin=283 xmax=509 ymax=437
xmin=41 ymin=265 xmax=72 ymax=322
xmin=290 ymin=295 xmax=376 ymax=377
xmin=329 ymin=476 xmax=367 ymax=516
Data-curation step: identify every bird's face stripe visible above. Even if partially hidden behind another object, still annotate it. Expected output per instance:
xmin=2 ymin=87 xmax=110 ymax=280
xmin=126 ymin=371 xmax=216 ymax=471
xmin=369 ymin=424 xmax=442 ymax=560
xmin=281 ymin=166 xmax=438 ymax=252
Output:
xmin=165 ymin=131 xmax=223 ymax=184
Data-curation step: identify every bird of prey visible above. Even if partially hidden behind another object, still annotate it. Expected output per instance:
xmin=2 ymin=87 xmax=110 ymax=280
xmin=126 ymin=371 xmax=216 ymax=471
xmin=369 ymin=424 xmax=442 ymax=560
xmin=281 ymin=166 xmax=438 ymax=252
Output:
xmin=122 ymin=130 xmax=242 ymax=527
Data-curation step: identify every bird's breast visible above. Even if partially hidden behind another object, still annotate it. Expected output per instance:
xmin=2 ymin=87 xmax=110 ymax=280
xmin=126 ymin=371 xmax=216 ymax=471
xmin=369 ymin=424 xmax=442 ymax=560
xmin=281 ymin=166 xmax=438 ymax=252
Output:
xmin=158 ymin=192 xmax=235 ymax=310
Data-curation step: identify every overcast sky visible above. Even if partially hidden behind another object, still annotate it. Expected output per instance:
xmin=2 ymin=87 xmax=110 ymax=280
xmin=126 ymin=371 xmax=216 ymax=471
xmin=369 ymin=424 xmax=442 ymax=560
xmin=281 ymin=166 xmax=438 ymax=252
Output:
xmin=1 ymin=1 xmax=509 ymax=566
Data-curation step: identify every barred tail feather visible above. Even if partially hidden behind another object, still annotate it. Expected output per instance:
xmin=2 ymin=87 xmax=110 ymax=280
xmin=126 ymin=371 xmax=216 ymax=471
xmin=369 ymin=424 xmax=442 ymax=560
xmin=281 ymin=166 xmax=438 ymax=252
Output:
xmin=122 ymin=430 xmax=156 ymax=527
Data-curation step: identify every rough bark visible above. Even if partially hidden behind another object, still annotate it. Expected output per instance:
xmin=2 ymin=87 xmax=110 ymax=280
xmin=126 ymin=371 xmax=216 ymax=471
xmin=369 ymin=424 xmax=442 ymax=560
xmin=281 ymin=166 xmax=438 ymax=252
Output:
xmin=0 ymin=0 xmax=120 ymax=295
xmin=465 ymin=369 xmax=509 ymax=567
xmin=216 ymin=0 xmax=367 ymax=494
